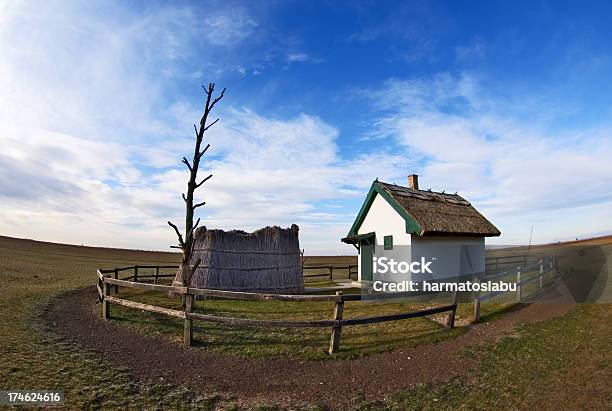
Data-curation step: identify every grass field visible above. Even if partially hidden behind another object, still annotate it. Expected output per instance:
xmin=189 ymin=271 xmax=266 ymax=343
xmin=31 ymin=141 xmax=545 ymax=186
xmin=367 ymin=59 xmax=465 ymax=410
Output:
xmin=1 ymin=234 xmax=611 ymax=409
xmin=109 ymin=287 xmax=466 ymax=360
xmin=0 ymin=236 xmax=218 ymax=408
xmin=361 ymin=303 xmax=612 ymax=410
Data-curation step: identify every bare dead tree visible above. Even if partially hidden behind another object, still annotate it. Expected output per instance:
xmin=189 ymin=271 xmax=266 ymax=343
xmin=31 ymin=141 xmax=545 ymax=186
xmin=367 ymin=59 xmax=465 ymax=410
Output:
xmin=168 ymin=83 xmax=225 ymax=287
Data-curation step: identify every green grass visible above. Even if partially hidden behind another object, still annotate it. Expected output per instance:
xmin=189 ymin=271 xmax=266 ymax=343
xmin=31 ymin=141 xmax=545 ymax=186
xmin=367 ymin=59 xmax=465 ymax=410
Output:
xmin=302 ymin=278 xmax=342 ymax=287
xmin=110 ymin=287 xmax=466 ymax=360
xmin=0 ymin=235 xmax=464 ymax=407
xmin=2 ymin=234 xmax=611 ymax=409
xmin=355 ymin=304 xmax=612 ymax=410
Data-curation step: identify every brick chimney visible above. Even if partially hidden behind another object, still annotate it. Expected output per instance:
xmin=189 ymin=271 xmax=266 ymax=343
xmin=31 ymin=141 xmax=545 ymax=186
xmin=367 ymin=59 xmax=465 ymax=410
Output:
xmin=408 ymin=174 xmax=419 ymax=190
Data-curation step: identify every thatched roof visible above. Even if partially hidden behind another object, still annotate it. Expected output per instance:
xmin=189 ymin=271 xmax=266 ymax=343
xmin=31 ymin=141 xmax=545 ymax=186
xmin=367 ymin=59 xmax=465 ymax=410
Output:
xmin=175 ymin=225 xmax=304 ymax=295
xmin=345 ymin=180 xmax=500 ymax=239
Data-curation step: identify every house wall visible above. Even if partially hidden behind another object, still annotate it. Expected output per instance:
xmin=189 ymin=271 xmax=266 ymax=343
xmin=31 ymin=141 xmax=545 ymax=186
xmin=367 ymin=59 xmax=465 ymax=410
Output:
xmin=410 ymin=235 xmax=485 ymax=280
xmin=356 ymin=193 xmax=411 ymax=282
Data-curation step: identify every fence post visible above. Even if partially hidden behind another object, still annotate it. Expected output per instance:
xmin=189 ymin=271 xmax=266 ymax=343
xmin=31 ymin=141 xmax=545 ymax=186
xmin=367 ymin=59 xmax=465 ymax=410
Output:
xmin=113 ymin=268 xmax=119 ymax=295
xmin=473 ymin=274 xmax=481 ymax=323
xmin=550 ymin=256 xmax=554 ymax=277
xmin=102 ymin=278 xmax=111 ymax=320
xmin=134 ymin=265 xmax=139 ymax=282
xmin=447 ymin=291 xmax=458 ymax=328
xmin=154 ymin=265 xmax=159 ymax=284
xmin=539 ymin=259 xmax=544 ymax=288
xmin=328 ymin=291 xmax=344 ymax=355
xmin=516 ymin=266 xmax=522 ymax=302
xmin=184 ymin=292 xmax=193 ymax=347
xmin=329 ymin=265 xmax=333 ymax=280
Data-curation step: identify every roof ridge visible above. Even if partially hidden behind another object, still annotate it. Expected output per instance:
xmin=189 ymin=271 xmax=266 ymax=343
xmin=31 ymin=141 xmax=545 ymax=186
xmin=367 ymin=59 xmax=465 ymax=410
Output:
xmin=376 ymin=180 xmax=467 ymax=200
xmin=345 ymin=179 xmax=501 ymax=238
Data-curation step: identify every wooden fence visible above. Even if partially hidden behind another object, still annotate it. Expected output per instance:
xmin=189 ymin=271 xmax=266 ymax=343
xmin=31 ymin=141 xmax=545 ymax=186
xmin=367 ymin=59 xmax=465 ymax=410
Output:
xmin=484 ymin=253 xmax=547 ymax=275
xmin=100 ymin=263 xmax=359 ymax=283
xmin=473 ymin=256 xmax=556 ymax=322
xmin=95 ymin=254 xmax=555 ymax=354
xmin=96 ymin=265 xmax=456 ymax=355
xmin=302 ymin=264 xmax=358 ymax=280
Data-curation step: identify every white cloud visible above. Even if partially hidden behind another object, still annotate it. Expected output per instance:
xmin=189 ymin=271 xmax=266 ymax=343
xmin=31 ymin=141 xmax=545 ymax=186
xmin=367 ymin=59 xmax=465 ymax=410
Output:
xmin=455 ymin=39 xmax=485 ymax=60
xmin=141 ymin=108 xmax=412 ymax=253
xmin=0 ymin=0 xmax=402 ymax=254
xmin=0 ymin=101 xmax=405 ymax=254
xmin=369 ymin=74 xmax=612 ymax=244
xmin=1 ymin=1 xmax=364 ymax=252
xmin=286 ymin=52 xmax=324 ymax=64
xmin=281 ymin=52 xmax=325 ymax=70
xmin=4 ymin=1 xmax=609 ymax=256
xmin=202 ymin=8 xmax=258 ymax=46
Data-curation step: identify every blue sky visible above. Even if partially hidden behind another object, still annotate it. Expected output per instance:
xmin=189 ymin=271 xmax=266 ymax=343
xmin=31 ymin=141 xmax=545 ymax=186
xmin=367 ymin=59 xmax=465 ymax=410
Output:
xmin=1 ymin=0 xmax=612 ymax=254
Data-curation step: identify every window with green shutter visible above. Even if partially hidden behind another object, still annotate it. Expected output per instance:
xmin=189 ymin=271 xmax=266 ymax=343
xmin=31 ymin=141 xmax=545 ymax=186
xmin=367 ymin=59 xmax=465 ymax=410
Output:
xmin=384 ymin=235 xmax=393 ymax=250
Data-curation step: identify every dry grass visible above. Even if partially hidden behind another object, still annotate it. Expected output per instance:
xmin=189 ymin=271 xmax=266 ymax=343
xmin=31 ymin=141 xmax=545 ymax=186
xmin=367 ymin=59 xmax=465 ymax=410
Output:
xmin=0 ymin=236 xmax=219 ymax=409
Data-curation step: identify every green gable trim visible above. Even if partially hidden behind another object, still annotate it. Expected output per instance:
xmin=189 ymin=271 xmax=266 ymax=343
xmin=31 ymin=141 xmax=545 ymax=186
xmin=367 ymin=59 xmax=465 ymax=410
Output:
xmin=346 ymin=181 xmax=422 ymax=237
xmin=406 ymin=219 xmax=420 ymax=234
xmin=346 ymin=182 xmax=378 ymax=237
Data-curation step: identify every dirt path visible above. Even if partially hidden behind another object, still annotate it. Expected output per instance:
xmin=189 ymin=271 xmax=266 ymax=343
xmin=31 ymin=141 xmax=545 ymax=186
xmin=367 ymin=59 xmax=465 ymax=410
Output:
xmin=45 ymin=287 xmax=573 ymax=409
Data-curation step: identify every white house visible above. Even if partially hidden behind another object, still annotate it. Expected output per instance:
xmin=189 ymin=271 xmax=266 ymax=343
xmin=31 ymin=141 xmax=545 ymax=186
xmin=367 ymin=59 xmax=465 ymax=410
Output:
xmin=342 ymin=175 xmax=501 ymax=285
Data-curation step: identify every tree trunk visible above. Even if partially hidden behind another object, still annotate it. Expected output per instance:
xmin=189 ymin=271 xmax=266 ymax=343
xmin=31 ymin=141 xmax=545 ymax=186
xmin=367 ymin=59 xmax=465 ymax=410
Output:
xmin=167 ymin=83 xmax=225 ymax=289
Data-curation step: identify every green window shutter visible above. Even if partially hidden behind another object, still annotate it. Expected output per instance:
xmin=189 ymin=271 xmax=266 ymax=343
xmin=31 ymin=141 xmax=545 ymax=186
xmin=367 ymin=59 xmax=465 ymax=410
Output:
xmin=384 ymin=235 xmax=393 ymax=250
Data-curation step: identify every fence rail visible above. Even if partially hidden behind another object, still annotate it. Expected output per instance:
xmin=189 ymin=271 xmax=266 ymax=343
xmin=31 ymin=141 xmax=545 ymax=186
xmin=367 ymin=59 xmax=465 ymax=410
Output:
xmin=484 ymin=253 xmax=548 ymax=274
xmin=95 ymin=265 xmax=456 ymax=355
xmin=103 ymin=263 xmax=358 ymax=283
xmin=302 ymin=264 xmax=358 ymax=280
xmin=473 ymin=256 xmax=555 ymax=321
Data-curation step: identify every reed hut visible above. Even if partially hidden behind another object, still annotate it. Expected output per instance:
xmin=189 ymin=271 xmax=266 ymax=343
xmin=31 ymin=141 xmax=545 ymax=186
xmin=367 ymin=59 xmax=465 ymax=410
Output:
xmin=174 ymin=224 xmax=304 ymax=294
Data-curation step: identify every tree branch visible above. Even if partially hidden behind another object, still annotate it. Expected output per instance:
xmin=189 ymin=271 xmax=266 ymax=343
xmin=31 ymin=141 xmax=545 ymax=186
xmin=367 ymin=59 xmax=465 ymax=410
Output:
xmin=193 ymin=201 xmax=206 ymax=209
xmin=181 ymin=193 xmax=187 ymax=202
xmin=202 ymin=84 xmax=214 ymax=114
xmin=192 ymin=217 xmax=201 ymax=231
xmin=182 ymin=157 xmax=192 ymax=171
xmin=167 ymin=221 xmax=184 ymax=246
xmin=186 ymin=218 xmax=201 ymax=240
xmin=209 ymin=88 xmax=226 ymax=110
xmin=186 ymin=257 xmax=202 ymax=286
xmin=195 ymin=174 xmax=213 ymax=188
xmin=202 ymin=83 xmax=214 ymax=96
xmin=203 ymin=118 xmax=219 ymax=132
xmin=196 ymin=144 xmax=211 ymax=160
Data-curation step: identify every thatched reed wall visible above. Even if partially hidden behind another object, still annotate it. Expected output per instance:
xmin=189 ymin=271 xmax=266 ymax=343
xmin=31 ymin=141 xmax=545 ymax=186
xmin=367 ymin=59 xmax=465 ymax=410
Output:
xmin=173 ymin=224 xmax=304 ymax=295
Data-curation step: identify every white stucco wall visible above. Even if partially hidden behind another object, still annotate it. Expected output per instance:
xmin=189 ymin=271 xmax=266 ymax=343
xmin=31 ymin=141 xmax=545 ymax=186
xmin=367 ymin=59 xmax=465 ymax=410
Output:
xmin=357 ymin=193 xmax=411 ymax=244
xmin=356 ymin=193 xmax=411 ymax=281
xmin=410 ymin=235 xmax=485 ymax=280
